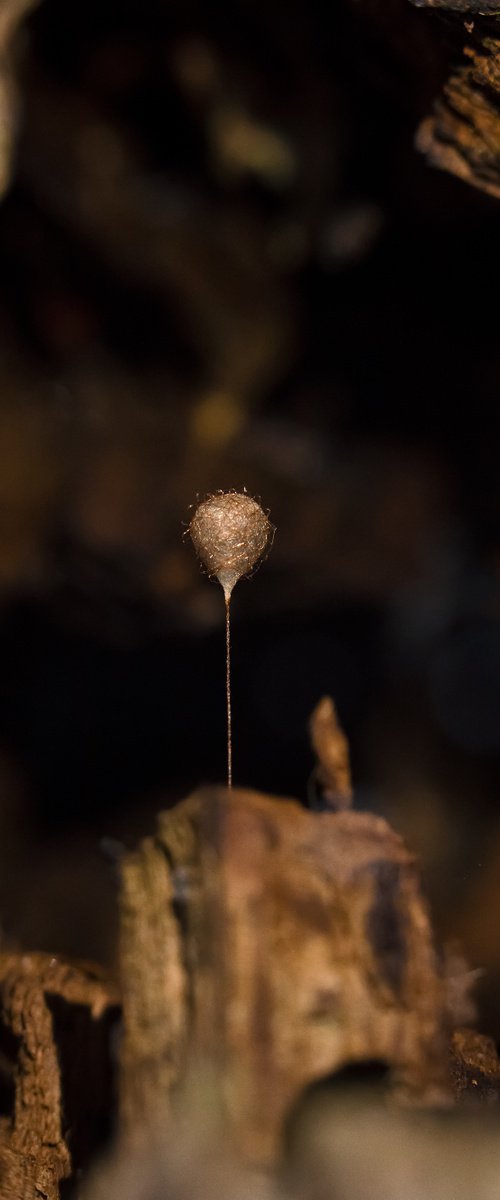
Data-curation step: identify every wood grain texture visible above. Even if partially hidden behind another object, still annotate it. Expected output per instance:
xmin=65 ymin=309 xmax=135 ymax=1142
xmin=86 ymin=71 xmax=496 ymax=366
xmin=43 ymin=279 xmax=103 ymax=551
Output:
xmin=410 ymin=3 xmax=500 ymax=197
xmin=119 ymin=786 xmax=451 ymax=1163
xmin=451 ymin=1028 xmax=500 ymax=1103
xmin=119 ymin=835 xmax=188 ymax=1143
xmin=0 ymin=953 xmax=119 ymax=1200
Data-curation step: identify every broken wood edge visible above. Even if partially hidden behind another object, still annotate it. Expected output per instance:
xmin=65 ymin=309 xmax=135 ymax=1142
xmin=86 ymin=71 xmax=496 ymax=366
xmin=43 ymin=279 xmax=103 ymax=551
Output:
xmin=0 ymin=952 xmax=119 ymax=1200
xmin=118 ymin=785 xmax=456 ymax=1163
xmin=410 ymin=6 xmax=500 ymax=198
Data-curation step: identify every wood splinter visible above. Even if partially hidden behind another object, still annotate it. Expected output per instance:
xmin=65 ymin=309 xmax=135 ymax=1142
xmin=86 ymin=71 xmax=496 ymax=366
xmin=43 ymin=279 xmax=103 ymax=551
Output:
xmin=309 ymin=695 xmax=353 ymax=810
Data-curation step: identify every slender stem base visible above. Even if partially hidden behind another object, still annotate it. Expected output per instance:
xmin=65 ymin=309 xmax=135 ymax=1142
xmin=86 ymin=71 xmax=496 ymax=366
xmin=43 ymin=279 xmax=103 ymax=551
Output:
xmin=225 ymin=596 xmax=232 ymax=789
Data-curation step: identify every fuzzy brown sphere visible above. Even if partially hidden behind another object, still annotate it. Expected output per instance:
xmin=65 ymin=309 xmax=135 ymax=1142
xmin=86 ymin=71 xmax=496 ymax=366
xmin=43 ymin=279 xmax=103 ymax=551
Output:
xmin=189 ymin=491 xmax=273 ymax=598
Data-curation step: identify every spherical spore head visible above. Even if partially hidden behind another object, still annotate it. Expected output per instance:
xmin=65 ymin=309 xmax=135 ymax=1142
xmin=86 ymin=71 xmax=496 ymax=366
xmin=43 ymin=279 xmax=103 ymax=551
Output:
xmin=189 ymin=491 xmax=273 ymax=599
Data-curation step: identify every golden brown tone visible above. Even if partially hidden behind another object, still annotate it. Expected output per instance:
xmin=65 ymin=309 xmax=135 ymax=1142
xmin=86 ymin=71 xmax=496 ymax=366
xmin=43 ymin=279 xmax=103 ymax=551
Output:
xmin=189 ymin=491 xmax=273 ymax=600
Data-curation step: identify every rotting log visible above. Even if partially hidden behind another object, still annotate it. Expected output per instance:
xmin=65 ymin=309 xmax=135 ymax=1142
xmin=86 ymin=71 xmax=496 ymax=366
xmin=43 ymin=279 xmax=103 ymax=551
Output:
xmin=0 ymin=953 xmax=119 ymax=1200
xmin=2 ymin=698 xmax=499 ymax=1194
xmin=119 ymin=772 xmax=452 ymax=1163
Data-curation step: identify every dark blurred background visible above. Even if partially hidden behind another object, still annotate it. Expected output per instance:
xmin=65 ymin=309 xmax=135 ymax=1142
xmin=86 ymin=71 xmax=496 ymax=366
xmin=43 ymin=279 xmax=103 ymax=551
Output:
xmin=1 ymin=0 xmax=500 ymax=1035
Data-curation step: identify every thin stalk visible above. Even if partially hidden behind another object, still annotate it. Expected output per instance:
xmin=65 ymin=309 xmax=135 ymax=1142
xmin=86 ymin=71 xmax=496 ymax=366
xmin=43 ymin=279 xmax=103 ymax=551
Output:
xmin=225 ymin=596 xmax=232 ymax=789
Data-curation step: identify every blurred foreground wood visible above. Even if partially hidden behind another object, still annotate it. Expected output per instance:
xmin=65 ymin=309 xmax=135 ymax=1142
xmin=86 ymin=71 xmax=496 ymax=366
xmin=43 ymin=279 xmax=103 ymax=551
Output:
xmin=119 ymin=785 xmax=451 ymax=1161
xmin=2 ymin=699 xmax=500 ymax=1197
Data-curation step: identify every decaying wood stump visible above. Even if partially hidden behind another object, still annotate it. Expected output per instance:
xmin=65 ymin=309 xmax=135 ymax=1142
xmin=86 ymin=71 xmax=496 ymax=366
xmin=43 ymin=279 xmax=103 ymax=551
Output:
xmin=0 ymin=953 xmax=119 ymax=1200
xmin=3 ymin=698 xmax=498 ymax=1195
xmin=119 ymin=709 xmax=452 ymax=1162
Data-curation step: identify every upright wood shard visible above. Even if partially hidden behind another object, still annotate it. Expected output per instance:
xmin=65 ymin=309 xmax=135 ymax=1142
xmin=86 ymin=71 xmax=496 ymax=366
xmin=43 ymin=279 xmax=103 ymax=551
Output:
xmin=309 ymin=696 xmax=353 ymax=809
xmin=119 ymin=835 xmax=188 ymax=1141
xmin=119 ymin=787 xmax=450 ymax=1163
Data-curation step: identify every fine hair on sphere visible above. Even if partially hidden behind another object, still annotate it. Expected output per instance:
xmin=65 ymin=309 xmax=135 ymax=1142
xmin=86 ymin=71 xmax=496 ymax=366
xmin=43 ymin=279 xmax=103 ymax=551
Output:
xmin=189 ymin=490 xmax=273 ymax=600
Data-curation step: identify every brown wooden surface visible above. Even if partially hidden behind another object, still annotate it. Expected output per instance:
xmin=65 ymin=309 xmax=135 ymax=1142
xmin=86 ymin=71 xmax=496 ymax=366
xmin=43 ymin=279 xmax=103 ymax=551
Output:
xmin=119 ymin=782 xmax=451 ymax=1162
xmin=0 ymin=953 xmax=119 ymax=1200
xmin=451 ymin=1027 xmax=500 ymax=1103
xmin=1 ymin=702 xmax=497 ymax=1192
xmin=308 ymin=696 xmax=353 ymax=809
xmin=0 ymin=796 xmax=497 ymax=1195
xmin=119 ymin=835 xmax=187 ymax=1141
xmin=410 ymin=2 xmax=500 ymax=197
